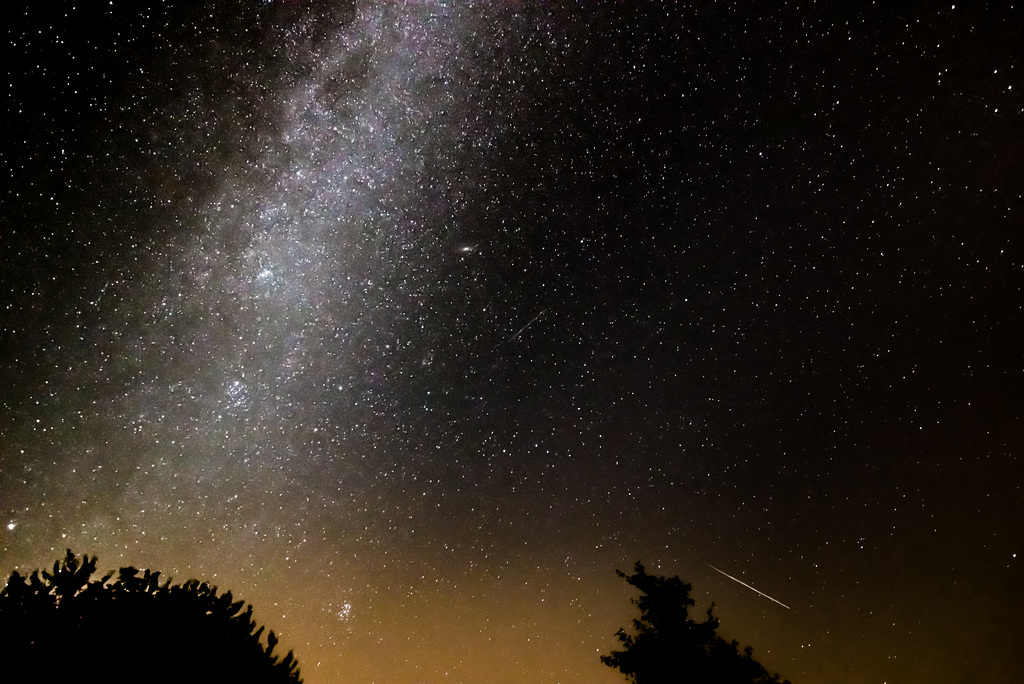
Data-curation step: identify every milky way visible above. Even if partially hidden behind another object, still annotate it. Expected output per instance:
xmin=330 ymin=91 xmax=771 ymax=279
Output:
xmin=3 ymin=2 xmax=1024 ymax=683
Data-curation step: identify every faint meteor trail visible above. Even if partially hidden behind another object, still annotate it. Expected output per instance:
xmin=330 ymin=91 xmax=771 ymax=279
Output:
xmin=509 ymin=309 xmax=547 ymax=340
xmin=708 ymin=565 xmax=791 ymax=609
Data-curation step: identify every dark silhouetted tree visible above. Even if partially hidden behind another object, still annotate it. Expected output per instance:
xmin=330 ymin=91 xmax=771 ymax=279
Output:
xmin=0 ymin=550 xmax=302 ymax=683
xmin=602 ymin=562 xmax=790 ymax=684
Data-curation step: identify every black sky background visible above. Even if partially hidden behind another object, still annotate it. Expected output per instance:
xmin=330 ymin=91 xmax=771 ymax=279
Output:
xmin=3 ymin=2 xmax=1023 ymax=682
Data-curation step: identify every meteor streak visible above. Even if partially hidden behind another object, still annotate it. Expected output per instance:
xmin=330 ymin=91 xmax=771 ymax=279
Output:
xmin=708 ymin=564 xmax=791 ymax=610
xmin=509 ymin=309 xmax=547 ymax=340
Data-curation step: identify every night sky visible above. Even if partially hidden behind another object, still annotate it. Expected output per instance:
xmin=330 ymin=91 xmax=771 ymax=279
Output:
xmin=3 ymin=2 xmax=1023 ymax=682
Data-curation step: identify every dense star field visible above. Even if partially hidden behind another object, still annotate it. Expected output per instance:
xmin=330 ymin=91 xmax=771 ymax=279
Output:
xmin=2 ymin=2 xmax=1022 ymax=682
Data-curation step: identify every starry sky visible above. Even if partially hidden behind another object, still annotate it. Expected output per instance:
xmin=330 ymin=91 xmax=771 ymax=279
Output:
xmin=2 ymin=2 xmax=1023 ymax=682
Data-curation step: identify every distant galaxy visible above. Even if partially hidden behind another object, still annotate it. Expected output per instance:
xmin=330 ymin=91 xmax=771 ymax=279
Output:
xmin=3 ymin=2 xmax=1023 ymax=682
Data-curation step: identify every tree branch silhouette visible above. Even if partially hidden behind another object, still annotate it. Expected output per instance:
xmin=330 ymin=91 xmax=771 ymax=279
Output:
xmin=0 ymin=550 xmax=302 ymax=684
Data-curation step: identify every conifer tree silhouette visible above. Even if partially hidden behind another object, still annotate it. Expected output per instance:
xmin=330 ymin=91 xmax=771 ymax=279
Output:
xmin=602 ymin=562 xmax=790 ymax=684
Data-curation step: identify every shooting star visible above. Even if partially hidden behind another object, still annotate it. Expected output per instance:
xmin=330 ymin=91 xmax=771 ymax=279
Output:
xmin=509 ymin=309 xmax=547 ymax=341
xmin=708 ymin=564 xmax=791 ymax=610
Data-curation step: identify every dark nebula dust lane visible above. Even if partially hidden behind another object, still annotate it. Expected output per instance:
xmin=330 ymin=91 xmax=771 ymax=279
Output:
xmin=3 ymin=2 xmax=1023 ymax=682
